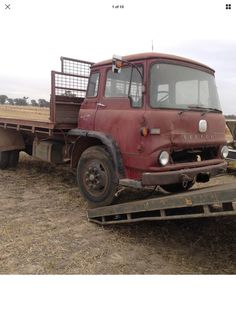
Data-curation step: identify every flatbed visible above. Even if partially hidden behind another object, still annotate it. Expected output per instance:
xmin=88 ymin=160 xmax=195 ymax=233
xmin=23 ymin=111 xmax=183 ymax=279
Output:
xmin=88 ymin=182 xmax=236 ymax=225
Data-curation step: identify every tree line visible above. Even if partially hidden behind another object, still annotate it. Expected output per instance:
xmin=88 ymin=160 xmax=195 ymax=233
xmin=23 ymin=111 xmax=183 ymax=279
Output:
xmin=0 ymin=95 xmax=49 ymax=107
xmin=225 ymin=114 xmax=236 ymax=119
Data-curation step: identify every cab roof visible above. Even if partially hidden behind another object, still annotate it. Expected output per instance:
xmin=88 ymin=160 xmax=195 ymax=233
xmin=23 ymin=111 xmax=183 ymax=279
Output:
xmin=92 ymin=52 xmax=215 ymax=73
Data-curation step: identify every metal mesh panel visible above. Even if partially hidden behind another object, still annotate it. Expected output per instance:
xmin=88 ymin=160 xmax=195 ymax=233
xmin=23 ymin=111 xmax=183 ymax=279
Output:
xmin=55 ymin=72 xmax=89 ymax=98
xmin=61 ymin=57 xmax=93 ymax=77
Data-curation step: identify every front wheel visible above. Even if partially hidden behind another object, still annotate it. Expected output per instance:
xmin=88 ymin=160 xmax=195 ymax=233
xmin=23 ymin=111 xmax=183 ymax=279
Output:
xmin=77 ymin=145 xmax=118 ymax=207
xmin=161 ymin=180 xmax=195 ymax=193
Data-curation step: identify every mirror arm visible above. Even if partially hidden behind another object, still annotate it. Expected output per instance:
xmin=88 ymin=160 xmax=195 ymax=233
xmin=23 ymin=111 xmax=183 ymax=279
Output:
xmin=123 ymin=59 xmax=144 ymax=81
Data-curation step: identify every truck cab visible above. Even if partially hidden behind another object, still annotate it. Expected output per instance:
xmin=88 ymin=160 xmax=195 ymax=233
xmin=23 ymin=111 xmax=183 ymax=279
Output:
xmin=75 ymin=53 xmax=227 ymax=205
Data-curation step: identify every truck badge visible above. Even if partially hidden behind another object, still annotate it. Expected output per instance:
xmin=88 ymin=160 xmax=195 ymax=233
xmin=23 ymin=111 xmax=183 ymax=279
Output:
xmin=199 ymin=120 xmax=207 ymax=133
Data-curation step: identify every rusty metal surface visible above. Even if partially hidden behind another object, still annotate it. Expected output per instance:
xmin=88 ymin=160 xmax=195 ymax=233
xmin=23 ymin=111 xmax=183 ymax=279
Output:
xmin=68 ymin=129 xmax=125 ymax=175
xmin=87 ymin=182 xmax=236 ymax=225
xmin=142 ymin=161 xmax=227 ymax=186
xmin=33 ymin=140 xmax=64 ymax=163
xmin=89 ymin=210 xmax=236 ymax=225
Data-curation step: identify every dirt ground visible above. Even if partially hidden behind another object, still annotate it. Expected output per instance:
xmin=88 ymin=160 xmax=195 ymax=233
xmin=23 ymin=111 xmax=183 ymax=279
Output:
xmin=0 ymin=153 xmax=236 ymax=274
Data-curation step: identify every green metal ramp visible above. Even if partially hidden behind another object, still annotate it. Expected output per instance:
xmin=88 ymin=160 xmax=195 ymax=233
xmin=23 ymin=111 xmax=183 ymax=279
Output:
xmin=88 ymin=183 xmax=236 ymax=225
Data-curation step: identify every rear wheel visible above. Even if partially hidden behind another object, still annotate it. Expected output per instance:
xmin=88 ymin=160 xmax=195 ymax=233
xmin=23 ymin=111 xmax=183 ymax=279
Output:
xmin=8 ymin=150 xmax=19 ymax=167
xmin=77 ymin=145 xmax=118 ymax=207
xmin=0 ymin=151 xmax=10 ymax=169
xmin=161 ymin=180 xmax=195 ymax=193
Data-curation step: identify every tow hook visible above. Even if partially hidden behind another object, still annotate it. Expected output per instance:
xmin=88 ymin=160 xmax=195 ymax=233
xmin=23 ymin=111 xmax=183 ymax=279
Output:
xmin=183 ymin=180 xmax=188 ymax=189
xmin=180 ymin=174 xmax=192 ymax=188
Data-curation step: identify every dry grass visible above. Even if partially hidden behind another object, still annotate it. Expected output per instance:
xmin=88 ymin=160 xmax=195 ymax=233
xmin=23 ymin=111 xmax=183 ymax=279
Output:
xmin=0 ymin=153 xmax=236 ymax=274
xmin=0 ymin=105 xmax=50 ymax=122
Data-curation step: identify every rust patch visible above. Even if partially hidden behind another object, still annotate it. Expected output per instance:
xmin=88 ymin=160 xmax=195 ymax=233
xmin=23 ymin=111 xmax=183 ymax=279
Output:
xmin=185 ymin=198 xmax=193 ymax=206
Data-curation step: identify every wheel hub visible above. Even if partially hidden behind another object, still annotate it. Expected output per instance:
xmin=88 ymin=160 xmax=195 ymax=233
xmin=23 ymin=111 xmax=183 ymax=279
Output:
xmin=84 ymin=163 xmax=106 ymax=191
xmin=89 ymin=174 xmax=95 ymax=181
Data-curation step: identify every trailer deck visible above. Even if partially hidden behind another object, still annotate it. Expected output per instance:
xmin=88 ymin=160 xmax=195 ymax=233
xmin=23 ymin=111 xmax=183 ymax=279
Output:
xmin=88 ymin=182 xmax=236 ymax=225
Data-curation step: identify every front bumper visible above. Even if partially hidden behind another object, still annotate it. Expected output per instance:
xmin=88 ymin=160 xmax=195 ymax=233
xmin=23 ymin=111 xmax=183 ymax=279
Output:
xmin=142 ymin=161 xmax=227 ymax=186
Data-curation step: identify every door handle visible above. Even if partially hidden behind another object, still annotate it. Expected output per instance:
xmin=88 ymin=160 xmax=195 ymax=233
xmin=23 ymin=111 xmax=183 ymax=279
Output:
xmin=97 ymin=102 xmax=106 ymax=108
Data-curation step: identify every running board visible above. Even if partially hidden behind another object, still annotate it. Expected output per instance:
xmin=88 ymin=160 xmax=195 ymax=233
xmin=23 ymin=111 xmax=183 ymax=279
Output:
xmin=87 ymin=183 xmax=236 ymax=225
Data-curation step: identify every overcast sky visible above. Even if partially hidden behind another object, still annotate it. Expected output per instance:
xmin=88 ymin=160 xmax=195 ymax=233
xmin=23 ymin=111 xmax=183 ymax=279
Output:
xmin=0 ymin=0 xmax=235 ymax=114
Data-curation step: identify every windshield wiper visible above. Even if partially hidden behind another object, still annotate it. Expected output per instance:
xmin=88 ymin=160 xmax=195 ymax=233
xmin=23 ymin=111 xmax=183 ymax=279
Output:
xmin=187 ymin=105 xmax=222 ymax=113
xmin=204 ymin=107 xmax=222 ymax=113
xmin=187 ymin=105 xmax=207 ymax=110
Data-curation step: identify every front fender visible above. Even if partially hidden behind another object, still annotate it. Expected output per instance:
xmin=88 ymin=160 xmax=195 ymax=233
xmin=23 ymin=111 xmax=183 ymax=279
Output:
xmin=69 ymin=129 xmax=125 ymax=178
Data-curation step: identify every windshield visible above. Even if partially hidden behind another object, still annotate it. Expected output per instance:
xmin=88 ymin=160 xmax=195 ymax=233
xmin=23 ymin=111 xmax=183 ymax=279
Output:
xmin=150 ymin=63 xmax=221 ymax=111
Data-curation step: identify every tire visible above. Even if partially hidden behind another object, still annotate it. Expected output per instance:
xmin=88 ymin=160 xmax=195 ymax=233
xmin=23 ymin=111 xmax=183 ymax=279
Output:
xmin=77 ymin=145 xmax=118 ymax=207
xmin=8 ymin=150 xmax=19 ymax=167
xmin=161 ymin=180 xmax=195 ymax=193
xmin=0 ymin=151 xmax=10 ymax=169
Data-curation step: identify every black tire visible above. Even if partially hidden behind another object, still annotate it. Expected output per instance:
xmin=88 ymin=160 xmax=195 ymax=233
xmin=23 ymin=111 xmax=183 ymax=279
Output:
xmin=161 ymin=180 xmax=195 ymax=193
xmin=0 ymin=151 xmax=10 ymax=169
xmin=77 ymin=145 xmax=118 ymax=207
xmin=8 ymin=150 xmax=19 ymax=167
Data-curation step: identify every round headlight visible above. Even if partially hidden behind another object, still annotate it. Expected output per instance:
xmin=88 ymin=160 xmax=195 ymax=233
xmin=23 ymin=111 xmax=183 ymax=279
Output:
xmin=159 ymin=151 xmax=169 ymax=166
xmin=221 ymin=146 xmax=229 ymax=159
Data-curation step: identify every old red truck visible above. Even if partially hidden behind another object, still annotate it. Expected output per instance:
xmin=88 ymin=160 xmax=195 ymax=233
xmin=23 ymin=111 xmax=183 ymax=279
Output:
xmin=0 ymin=53 xmax=228 ymax=207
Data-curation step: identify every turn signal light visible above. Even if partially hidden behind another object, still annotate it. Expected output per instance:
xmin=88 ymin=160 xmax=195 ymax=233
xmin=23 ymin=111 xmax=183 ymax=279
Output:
xmin=140 ymin=127 xmax=149 ymax=137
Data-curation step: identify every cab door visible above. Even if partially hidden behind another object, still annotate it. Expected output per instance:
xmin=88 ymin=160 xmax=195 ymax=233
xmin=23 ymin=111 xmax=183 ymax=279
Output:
xmin=78 ymin=71 xmax=100 ymax=130
xmin=94 ymin=65 xmax=146 ymax=177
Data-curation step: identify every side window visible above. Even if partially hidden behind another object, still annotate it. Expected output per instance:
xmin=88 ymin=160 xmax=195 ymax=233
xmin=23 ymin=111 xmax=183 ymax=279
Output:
xmin=87 ymin=72 xmax=100 ymax=97
xmin=105 ymin=66 xmax=143 ymax=107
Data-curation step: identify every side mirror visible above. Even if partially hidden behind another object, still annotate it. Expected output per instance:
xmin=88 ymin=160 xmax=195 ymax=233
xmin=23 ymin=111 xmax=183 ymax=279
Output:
xmin=112 ymin=55 xmax=123 ymax=74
